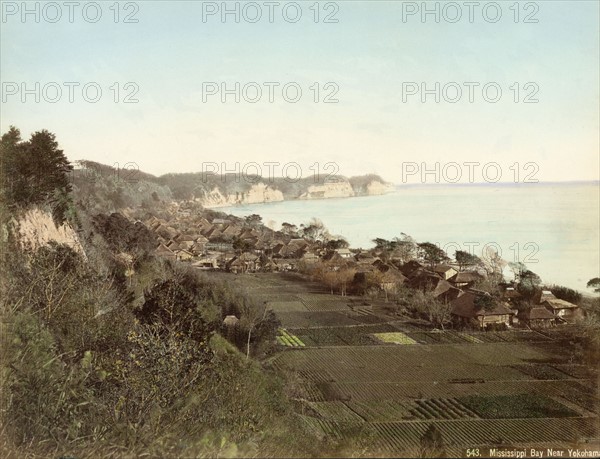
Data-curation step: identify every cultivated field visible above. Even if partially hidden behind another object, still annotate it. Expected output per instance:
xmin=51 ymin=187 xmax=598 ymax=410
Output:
xmin=212 ymin=273 xmax=600 ymax=457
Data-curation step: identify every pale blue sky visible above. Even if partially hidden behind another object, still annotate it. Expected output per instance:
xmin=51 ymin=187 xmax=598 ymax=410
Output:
xmin=1 ymin=1 xmax=598 ymax=183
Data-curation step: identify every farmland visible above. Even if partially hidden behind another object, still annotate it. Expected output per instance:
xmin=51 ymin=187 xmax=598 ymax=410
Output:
xmin=214 ymin=273 xmax=599 ymax=457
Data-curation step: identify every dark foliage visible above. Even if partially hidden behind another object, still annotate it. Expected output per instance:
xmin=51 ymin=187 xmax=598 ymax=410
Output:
xmin=550 ymin=285 xmax=582 ymax=304
xmin=1 ymin=126 xmax=73 ymax=224
xmin=92 ymin=212 xmax=157 ymax=255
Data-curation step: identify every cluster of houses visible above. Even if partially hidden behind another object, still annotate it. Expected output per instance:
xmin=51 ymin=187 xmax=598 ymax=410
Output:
xmin=396 ymin=260 xmax=580 ymax=329
xmin=144 ymin=212 xmax=324 ymax=273
xmin=141 ymin=207 xmax=580 ymax=331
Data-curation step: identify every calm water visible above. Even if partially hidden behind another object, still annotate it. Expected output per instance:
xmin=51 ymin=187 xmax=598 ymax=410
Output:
xmin=222 ymin=183 xmax=600 ymax=292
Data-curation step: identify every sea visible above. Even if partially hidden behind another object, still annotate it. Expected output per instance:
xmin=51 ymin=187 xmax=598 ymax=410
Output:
xmin=222 ymin=182 xmax=600 ymax=293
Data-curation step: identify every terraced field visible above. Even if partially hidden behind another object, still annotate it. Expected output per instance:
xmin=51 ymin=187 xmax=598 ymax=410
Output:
xmin=222 ymin=273 xmax=599 ymax=456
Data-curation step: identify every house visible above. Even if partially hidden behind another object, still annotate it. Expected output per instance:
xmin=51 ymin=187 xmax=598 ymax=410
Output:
xmin=179 ymin=240 xmax=195 ymax=250
xmin=518 ymin=307 xmax=556 ymax=328
xmin=408 ymin=272 xmax=443 ymax=291
xmin=222 ymin=224 xmax=242 ymax=238
xmin=355 ymin=252 xmax=378 ymax=265
xmin=193 ymin=257 xmax=218 ymax=270
xmin=534 ymin=290 xmax=558 ymax=304
xmin=155 ymin=243 xmax=177 ymax=261
xmin=335 ymin=248 xmax=353 ymax=259
xmin=434 ymin=264 xmax=458 ymax=280
xmin=155 ymin=224 xmax=178 ymax=240
xmin=449 ymin=271 xmax=483 ymax=288
xmin=379 ymin=269 xmax=407 ymax=294
xmin=503 ymin=286 xmax=522 ymax=302
xmin=258 ymin=254 xmax=277 ymax=272
xmin=532 ymin=290 xmax=579 ymax=321
xmin=284 ymin=239 xmax=309 ymax=258
xmin=227 ymin=252 xmax=259 ymax=273
xmin=166 ymin=241 xmax=183 ymax=251
xmin=223 ymin=315 xmax=240 ymax=327
xmin=450 ymin=292 xmax=514 ymax=329
xmin=399 ymin=260 xmax=428 ymax=279
xmin=174 ymin=233 xmax=196 ymax=243
xmin=542 ymin=298 xmax=579 ymax=321
xmin=202 ymin=226 xmax=223 ymax=240
xmin=273 ymin=258 xmax=299 ymax=272
xmin=205 ymin=242 xmax=234 ymax=252
xmin=174 ymin=249 xmax=193 ymax=261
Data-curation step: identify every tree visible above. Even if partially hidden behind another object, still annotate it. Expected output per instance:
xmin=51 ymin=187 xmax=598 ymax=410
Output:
xmin=482 ymin=247 xmax=506 ymax=281
xmin=587 ymin=277 xmax=600 ymax=294
xmin=92 ymin=212 xmax=157 ymax=257
xmin=417 ymin=242 xmax=449 ymax=268
xmin=508 ymin=261 xmax=528 ymax=282
xmin=137 ymin=272 xmax=219 ymax=342
xmin=390 ymin=234 xmax=417 ymax=263
xmin=1 ymin=127 xmax=74 ymax=224
xmin=518 ymin=269 xmax=542 ymax=301
xmin=280 ymin=222 xmax=298 ymax=236
xmin=372 ymin=238 xmax=391 ymax=251
xmin=455 ymin=250 xmax=482 ymax=272
xmin=244 ymin=214 xmax=262 ymax=227
xmin=474 ymin=294 xmax=495 ymax=312
xmin=325 ymin=238 xmax=349 ymax=250
xmin=238 ymin=299 xmax=279 ymax=359
xmin=551 ymin=285 xmax=582 ymax=304
xmin=300 ymin=218 xmax=330 ymax=244
xmin=232 ymin=237 xmax=253 ymax=255
xmin=409 ymin=290 xmax=452 ymax=330
xmin=419 ymin=424 xmax=446 ymax=458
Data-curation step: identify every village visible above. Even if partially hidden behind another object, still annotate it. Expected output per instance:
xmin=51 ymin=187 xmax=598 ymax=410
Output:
xmin=140 ymin=201 xmax=581 ymax=332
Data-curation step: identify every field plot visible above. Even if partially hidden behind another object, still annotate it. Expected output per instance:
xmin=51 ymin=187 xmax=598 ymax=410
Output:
xmin=373 ymin=332 xmax=418 ymax=345
xmin=345 ymin=399 xmax=415 ymax=422
xmin=458 ymin=394 xmax=578 ymax=419
xmin=296 ymin=294 xmax=353 ymax=312
xmin=307 ymin=401 xmax=365 ymax=422
xmin=277 ymin=311 xmax=361 ymax=328
xmin=368 ymin=417 xmax=598 ymax=452
xmin=276 ymin=329 xmax=305 ymax=347
xmin=512 ymin=363 xmax=571 ymax=380
xmin=290 ymin=324 xmax=398 ymax=346
xmin=267 ymin=300 xmax=308 ymax=313
xmin=224 ymin=273 xmax=598 ymax=454
xmin=272 ymin=344 xmax=548 ymax=383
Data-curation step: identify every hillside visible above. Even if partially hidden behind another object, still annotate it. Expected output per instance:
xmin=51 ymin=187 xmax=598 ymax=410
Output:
xmin=72 ymin=161 xmax=394 ymax=209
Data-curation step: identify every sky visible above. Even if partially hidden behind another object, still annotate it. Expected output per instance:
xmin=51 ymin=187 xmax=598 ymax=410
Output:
xmin=1 ymin=0 xmax=599 ymax=184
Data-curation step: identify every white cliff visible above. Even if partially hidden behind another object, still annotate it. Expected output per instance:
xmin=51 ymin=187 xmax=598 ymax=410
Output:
xmin=14 ymin=208 xmax=86 ymax=258
xmin=299 ymin=180 xmax=356 ymax=200
xmin=200 ymin=183 xmax=284 ymax=208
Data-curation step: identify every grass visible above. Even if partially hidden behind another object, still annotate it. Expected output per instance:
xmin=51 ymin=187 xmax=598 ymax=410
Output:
xmin=458 ymin=333 xmax=484 ymax=344
xmin=372 ymin=332 xmax=418 ymax=345
xmin=277 ymin=329 xmax=305 ymax=347
xmin=458 ymin=394 xmax=578 ymax=419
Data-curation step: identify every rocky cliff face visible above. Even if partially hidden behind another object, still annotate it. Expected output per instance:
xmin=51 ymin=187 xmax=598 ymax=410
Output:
xmin=14 ymin=208 xmax=86 ymax=257
xmin=365 ymin=180 xmax=395 ymax=195
xmin=299 ymin=180 xmax=356 ymax=200
xmin=200 ymin=183 xmax=284 ymax=208
xmin=197 ymin=178 xmax=393 ymax=207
